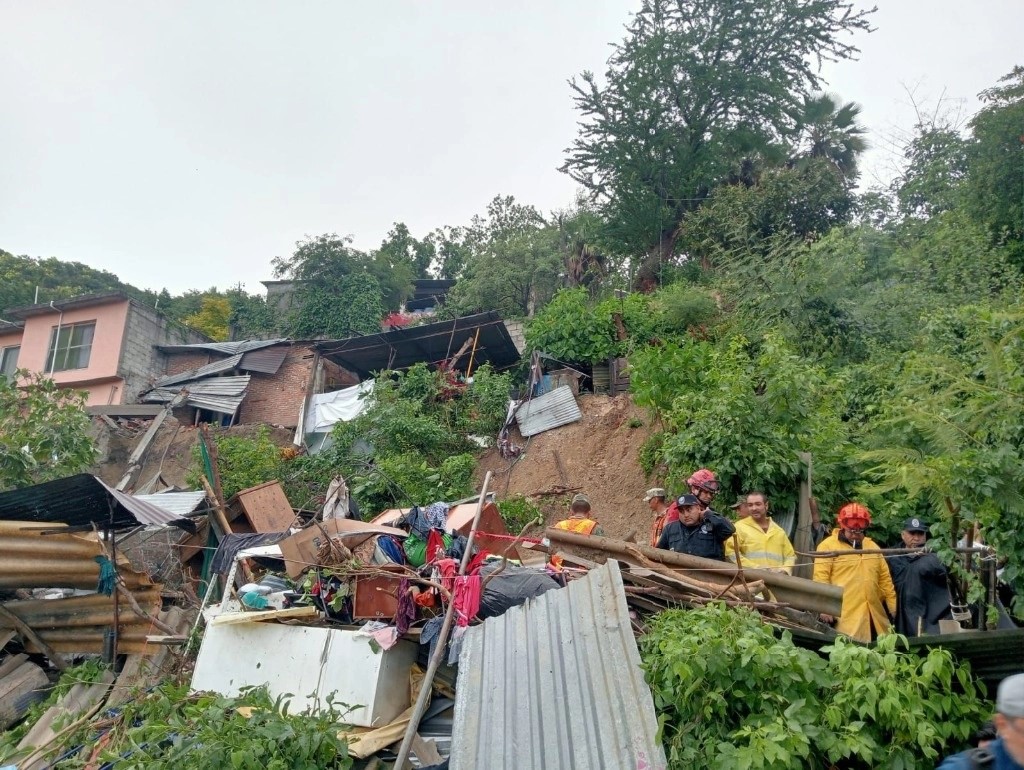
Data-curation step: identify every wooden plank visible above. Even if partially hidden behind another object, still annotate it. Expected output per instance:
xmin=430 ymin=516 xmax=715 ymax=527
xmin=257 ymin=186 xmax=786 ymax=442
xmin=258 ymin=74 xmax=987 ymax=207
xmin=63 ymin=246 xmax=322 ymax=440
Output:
xmin=0 ymin=629 xmax=14 ymax=650
xmin=209 ymin=606 xmax=318 ymax=626
xmin=0 ymin=653 xmax=28 ymax=680
xmin=0 ymin=660 xmax=49 ymax=729
xmin=232 ymin=481 xmax=295 ymax=533
xmin=411 ymin=733 xmax=443 ymax=765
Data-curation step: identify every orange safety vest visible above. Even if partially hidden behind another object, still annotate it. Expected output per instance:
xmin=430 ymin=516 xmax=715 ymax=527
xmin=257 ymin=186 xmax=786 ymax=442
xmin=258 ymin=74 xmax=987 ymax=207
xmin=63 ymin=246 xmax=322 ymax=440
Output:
xmin=553 ymin=517 xmax=599 ymax=536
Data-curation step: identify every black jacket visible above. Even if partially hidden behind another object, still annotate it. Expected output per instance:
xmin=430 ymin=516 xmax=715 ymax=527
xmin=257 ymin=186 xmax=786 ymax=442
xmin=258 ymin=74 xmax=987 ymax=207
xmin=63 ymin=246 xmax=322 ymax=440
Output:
xmin=887 ymin=552 xmax=952 ymax=636
xmin=656 ymin=510 xmax=736 ymax=561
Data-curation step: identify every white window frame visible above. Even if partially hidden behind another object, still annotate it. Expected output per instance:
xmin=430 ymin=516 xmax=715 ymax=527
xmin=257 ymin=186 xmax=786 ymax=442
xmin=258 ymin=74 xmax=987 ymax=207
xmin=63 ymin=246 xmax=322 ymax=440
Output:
xmin=46 ymin=321 xmax=95 ymax=372
xmin=0 ymin=345 xmax=19 ymax=379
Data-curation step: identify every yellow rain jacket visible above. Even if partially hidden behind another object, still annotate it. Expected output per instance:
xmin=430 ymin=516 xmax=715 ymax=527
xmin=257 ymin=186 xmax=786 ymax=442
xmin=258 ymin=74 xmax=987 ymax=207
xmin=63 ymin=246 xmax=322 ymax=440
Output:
xmin=725 ymin=516 xmax=796 ymax=573
xmin=813 ymin=530 xmax=897 ymax=642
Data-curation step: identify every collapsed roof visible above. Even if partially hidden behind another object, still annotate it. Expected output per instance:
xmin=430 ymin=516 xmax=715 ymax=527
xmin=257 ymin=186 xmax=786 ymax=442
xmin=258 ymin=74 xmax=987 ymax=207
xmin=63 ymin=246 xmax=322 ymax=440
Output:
xmin=314 ymin=311 xmax=520 ymax=380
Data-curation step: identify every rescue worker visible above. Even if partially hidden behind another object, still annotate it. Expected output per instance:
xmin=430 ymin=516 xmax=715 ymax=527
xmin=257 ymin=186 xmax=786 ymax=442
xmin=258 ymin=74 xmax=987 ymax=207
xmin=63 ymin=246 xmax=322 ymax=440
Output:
xmin=552 ymin=493 xmax=604 ymax=536
xmin=938 ymin=672 xmax=1024 ymax=769
xmin=656 ymin=493 xmax=736 ymax=561
xmin=644 ymin=488 xmax=669 ymax=547
xmin=730 ymin=496 xmax=750 ymax=519
xmin=665 ymin=468 xmax=722 ymax=525
xmin=812 ymin=502 xmax=897 ymax=643
xmin=725 ymin=491 xmax=796 ymax=573
xmin=887 ymin=517 xmax=952 ymax=637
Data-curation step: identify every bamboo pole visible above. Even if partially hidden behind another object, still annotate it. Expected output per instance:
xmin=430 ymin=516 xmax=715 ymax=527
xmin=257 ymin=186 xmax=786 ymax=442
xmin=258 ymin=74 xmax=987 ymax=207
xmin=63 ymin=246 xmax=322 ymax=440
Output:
xmin=393 ymin=472 xmax=492 ymax=770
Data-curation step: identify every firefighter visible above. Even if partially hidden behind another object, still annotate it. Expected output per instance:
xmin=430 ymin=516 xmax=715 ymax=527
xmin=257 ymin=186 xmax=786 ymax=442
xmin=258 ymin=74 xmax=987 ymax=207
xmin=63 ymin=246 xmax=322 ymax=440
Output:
xmin=813 ymin=502 xmax=897 ymax=642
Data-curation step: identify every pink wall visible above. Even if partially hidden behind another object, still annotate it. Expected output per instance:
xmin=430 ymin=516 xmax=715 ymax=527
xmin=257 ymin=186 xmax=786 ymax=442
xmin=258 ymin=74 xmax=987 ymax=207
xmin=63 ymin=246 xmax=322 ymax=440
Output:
xmin=14 ymin=300 xmax=129 ymax=405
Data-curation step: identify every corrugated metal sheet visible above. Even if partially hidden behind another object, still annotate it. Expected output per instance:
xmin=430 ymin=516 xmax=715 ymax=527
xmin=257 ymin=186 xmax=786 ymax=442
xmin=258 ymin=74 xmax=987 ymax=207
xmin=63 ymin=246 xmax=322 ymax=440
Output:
xmin=451 ymin=561 xmax=667 ymax=770
xmin=143 ymin=375 xmax=250 ymax=414
xmin=0 ymin=475 xmax=197 ymax=531
xmin=157 ymin=338 xmax=288 ymax=354
xmin=155 ymin=353 xmax=244 ymax=387
xmin=133 ymin=491 xmax=207 ymax=517
xmin=239 ymin=344 xmax=289 ymax=374
xmin=514 ymin=386 xmax=582 ymax=437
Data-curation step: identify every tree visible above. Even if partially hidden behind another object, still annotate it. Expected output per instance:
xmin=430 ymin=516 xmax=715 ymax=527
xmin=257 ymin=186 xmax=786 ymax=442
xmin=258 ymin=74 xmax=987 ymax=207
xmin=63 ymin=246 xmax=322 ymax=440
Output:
xmin=376 ymin=222 xmax=435 ymax=280
xmin=226 ymin=287 xmax=280 ymax=339
xmin=894 ymin=126 xmax=970 ymax=220
xmin=0 ymin=372 xmax=96 ymax=490
xmin=445 ymin=196 xmax=562 ymax=318
xmin=183 ymin=296 xmax=231 ymax=341
xmin=272 ymin=234 xmax=387 ymax=338
xmin=793 ymin=93 xmax=868 ymax=178
xmin=560 ymin=0 xmax=874 ymax=285
xmin=963 ymin=66 xmax=1024 ymax=265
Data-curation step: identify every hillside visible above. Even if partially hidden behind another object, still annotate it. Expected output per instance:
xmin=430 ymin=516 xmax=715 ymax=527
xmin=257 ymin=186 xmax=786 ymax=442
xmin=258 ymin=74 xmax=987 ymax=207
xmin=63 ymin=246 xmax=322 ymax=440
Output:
xmin=476 ymin=394 xmax=657 ymax=540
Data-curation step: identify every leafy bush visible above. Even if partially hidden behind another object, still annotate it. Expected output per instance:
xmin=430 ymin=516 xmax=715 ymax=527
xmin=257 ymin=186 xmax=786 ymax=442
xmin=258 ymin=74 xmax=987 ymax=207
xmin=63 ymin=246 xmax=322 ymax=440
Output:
xmin=1 ymin=677 xmax=353 ymax=769
xmin=497 ymin=495 xmax=545 ymax=533
xmin=641 ymin=605 xmax=988 ymax=770
xmin=526 ymin=287 xmax=617 ymax=363
xmin=187 ymin=426 xmax=284 ymax=500
xmin=653 ymin=283 xmax=719 ymax=336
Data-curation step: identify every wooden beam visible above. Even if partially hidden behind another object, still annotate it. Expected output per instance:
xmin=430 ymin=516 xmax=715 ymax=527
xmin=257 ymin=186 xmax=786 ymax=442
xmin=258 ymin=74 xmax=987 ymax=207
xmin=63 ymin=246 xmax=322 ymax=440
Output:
xmin=209 ymin=606 xmax=318 ymax=626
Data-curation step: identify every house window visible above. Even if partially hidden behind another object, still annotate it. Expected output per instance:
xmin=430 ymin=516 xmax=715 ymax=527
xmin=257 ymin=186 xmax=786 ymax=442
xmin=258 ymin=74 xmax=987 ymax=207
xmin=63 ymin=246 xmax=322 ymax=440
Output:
xmin=46 ymin=322 xmax=95 ymax=372
xmin=0 ymin=345 xmax=19 ymax=379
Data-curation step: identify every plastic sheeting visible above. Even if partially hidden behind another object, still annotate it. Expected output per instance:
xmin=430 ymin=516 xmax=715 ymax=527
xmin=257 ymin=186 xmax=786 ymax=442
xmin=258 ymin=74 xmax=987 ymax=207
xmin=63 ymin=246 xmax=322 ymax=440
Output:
xmin=306 ymin=380 xmax=375 ymax=433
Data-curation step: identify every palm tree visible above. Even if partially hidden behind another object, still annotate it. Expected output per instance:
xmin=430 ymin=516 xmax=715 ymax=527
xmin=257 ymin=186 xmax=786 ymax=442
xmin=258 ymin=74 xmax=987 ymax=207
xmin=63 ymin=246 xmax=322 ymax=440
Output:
xmin=794 ymin=93 xmax=868 ymax=180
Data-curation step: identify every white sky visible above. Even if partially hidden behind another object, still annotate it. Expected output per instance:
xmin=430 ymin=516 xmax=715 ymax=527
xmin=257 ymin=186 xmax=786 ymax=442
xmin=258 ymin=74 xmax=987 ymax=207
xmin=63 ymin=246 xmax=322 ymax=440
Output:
xmin=0 ymin=1 xmax=1020 ymax=296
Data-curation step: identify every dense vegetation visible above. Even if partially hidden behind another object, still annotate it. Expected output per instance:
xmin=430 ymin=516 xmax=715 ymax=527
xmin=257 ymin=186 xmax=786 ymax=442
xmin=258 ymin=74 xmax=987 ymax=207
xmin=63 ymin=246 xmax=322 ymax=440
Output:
xmin=193 ymin=363 xmax=513 ymax=515
xmin=642 ymin=605 xmax=988 ymax=769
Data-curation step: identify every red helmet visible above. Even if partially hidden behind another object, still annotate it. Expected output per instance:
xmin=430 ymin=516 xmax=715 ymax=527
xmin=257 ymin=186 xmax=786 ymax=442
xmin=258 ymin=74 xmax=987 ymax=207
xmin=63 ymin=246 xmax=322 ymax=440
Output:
xmin=687 ymin=469 xmax=720 ymax=493
xmin=837 ymin=502 xmax=872 ymax=528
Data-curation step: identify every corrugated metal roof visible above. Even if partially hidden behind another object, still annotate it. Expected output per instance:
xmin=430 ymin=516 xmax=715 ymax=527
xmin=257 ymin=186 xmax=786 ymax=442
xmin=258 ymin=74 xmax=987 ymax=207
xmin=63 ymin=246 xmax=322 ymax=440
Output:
xmin=143 ymin=374 xmax=250 ymax=414
xmin=0 ymin=474 xmax=196 ymax=531
xmin=157 ymin=338 xmax=288 ymax=355
xmin=450 ymin=561 xmax=667 ymax=770
xmin=133 ymin=491 xmax=207 ymax=517
xmin=514 ymin=386 xmax=582 ymax=437
xmin=155 ymin=353 xmax=244 ymax=386
xmin=239 ymin=344 xmax=289 ymax=374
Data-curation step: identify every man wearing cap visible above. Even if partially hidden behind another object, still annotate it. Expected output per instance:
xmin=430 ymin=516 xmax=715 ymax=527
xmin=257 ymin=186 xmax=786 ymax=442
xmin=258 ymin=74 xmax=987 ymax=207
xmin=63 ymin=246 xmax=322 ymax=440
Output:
xmin=725 ymin=491 xmax=796 ymax=573
xmin=938 ymin=672 xmax=1024 ymax=768
xmin=887 ymin=517 xmax=952 ymax=637
xmin=656 ymin=493 xmax=736 ymax=561
xmin=813 ymin=502 xmax=897 ymax=643
xmin=553 ymin=493 xmax=604 ymax=536
xmin=644 ymin=488 xmax=669 ymax=547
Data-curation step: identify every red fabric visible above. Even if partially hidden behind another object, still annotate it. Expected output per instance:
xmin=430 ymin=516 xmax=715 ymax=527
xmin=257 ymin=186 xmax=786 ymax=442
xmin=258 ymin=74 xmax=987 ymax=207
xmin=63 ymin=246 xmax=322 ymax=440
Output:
xmin=664 ymin=500 xmax=680 ymax=524
xmin=413 ymin=590 xmax=436 ymax=608
xmin=465 ymin=550 xmax=490 ymax=576
xmin=436 ymin=558 xmax=458 ymax=594
xmin=426 ymin=529 xmax=446 ymax=563
xmin=453 ymin=575 xmax=482 ymax=626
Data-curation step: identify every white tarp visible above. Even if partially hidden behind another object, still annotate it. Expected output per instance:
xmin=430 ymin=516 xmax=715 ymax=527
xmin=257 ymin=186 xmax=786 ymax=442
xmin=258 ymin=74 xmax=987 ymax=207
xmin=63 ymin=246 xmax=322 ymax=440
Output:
xmin=306 ymin=380 xmax=375 ymax=433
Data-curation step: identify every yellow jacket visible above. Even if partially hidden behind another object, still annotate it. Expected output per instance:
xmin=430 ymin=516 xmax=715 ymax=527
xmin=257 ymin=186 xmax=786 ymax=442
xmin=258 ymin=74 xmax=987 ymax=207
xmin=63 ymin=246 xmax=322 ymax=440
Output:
xmin=725 ymin=516 xmax=796 ymax=573
xmin=813 ymin=530 xmax=897 ymax=642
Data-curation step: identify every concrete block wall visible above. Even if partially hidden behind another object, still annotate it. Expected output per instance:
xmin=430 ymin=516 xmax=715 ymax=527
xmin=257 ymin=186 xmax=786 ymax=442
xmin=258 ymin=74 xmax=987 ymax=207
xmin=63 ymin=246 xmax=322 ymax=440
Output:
xmin=119 ymin=304 xmax=210 ymax=402
xmin=504 ymin=320 xmax=526 ymax=354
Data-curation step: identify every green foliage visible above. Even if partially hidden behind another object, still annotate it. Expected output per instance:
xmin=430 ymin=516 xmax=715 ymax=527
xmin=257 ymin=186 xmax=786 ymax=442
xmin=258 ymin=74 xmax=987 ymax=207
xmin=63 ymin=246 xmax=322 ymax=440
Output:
xmin=0 ymin=371 xmax=96 ymax=491
xmin=526 ymin=288 xmax=616 ymax=363
xmin=497 ymin=495 xmax=544 ymax=534
xmin=183 ymin=296 xmax=232 ymax=341
xmin=641 ymin=605 xmax=988 ymax=770
xmin=349 ymin=451 xmax=477 ymax=515
xmin=652 ymin=283 xmax=719 ymax=337
xmin=188 ymin=426 xmax=284 ymax=501
xmin=631 ymin=336 xmax=850 ymax=511
xmin=561 ymin=0 xmax=873 ymax=283
xmin=1 ymin=680 xmax=353 ymax=769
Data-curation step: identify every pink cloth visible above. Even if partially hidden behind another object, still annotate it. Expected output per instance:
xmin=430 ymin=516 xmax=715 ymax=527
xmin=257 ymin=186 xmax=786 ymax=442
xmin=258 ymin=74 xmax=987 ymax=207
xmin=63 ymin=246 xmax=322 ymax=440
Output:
xmin=453 ymin=575 xmax=482 ymax=626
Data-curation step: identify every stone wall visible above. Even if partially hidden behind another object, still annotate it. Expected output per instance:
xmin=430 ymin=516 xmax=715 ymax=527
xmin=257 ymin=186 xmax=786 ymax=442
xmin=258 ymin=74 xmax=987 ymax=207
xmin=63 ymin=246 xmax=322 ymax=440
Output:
xmin=119 ymin=304 xmax=209 ymax=403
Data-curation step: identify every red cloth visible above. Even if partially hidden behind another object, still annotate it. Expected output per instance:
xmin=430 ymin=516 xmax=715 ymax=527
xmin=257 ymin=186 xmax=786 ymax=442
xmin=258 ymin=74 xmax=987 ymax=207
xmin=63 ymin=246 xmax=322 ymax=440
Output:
xmin=436 ymin=558 xmax=458 ymax=594
xmin=426 ymin=529 xmax=446 ymax=563
xmin=453 ymin=575 xmax=482 ymax=626
xmin=664 ymin=500 xmax=680 ymax=524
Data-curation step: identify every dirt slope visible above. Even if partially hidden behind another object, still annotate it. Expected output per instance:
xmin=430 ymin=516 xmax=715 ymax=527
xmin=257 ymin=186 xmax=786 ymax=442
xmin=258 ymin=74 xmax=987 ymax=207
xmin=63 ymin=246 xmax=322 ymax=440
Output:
xmin=476 ymin=394 xmax=659 ymax=540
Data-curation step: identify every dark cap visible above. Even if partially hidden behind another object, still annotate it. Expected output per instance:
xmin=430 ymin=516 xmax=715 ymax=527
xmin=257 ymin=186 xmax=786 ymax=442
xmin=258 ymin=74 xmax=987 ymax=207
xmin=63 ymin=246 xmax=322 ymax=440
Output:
xmin=677 ymin=494 xmax=701 ymax=508
xmin=903 ymin=517 xmax=928 ymax=533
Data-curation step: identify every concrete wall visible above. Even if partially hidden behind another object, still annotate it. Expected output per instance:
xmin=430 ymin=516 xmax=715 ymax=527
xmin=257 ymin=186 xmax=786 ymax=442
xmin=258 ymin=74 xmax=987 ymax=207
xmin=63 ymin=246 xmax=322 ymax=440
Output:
xmin=504 ymin=320 xmax=526 ymax=354
xmin=118 ymin=303 xmax=210 ymax=404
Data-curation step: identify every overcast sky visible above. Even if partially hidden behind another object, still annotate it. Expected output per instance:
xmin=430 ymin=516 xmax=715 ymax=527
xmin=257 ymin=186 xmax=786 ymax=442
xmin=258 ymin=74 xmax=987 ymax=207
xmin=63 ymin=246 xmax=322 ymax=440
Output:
xmin=0 ymin=1 xmax=1020 ymax=296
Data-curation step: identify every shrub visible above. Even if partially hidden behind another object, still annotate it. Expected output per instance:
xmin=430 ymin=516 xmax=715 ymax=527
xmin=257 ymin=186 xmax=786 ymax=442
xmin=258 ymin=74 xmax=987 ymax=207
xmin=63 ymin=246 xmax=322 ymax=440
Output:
xmin=188 ymin=426 xmax=283 ymax=500
xmin=497 ymin=495 xmax=545 ymax=533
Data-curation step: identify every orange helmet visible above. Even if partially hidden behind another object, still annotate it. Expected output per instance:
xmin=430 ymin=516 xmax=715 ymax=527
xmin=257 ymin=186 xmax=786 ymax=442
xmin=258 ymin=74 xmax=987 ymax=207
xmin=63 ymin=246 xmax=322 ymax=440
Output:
xmin=837 ymin=502 xmax=872 ymax=528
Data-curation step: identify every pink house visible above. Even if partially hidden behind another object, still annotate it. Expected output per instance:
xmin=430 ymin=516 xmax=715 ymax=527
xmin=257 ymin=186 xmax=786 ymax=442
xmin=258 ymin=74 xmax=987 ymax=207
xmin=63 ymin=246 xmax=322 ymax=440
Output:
xmin=0 ymin=292 xmax=209 ymax=406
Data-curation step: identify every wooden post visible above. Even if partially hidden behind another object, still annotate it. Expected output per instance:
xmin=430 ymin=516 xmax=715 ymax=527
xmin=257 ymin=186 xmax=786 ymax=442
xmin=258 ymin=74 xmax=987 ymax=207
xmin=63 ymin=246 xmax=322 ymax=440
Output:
xmin=793 ymin=452 xmax=814 ymax=580
xmin=393 ymin=472 xmax=492 ymax=770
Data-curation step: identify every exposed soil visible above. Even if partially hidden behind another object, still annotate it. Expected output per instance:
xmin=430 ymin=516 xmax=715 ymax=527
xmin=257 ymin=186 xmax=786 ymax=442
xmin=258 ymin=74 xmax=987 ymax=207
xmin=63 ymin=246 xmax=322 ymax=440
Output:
xmin=475 ymin=394 xmax=659 ymax=540
xmin=92 ymin=417 xmax=296 ymax=491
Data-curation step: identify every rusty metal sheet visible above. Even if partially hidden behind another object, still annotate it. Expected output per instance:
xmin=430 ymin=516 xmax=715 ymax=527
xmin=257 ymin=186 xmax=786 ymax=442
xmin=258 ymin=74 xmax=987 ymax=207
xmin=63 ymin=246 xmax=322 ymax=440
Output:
xmin=451 ymin=560 xmax=667 ymax=770
xmin=143 ymin=375 xmax=250 ymax=414
xmin=155 ymin=353 xmax=244 ymax=387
